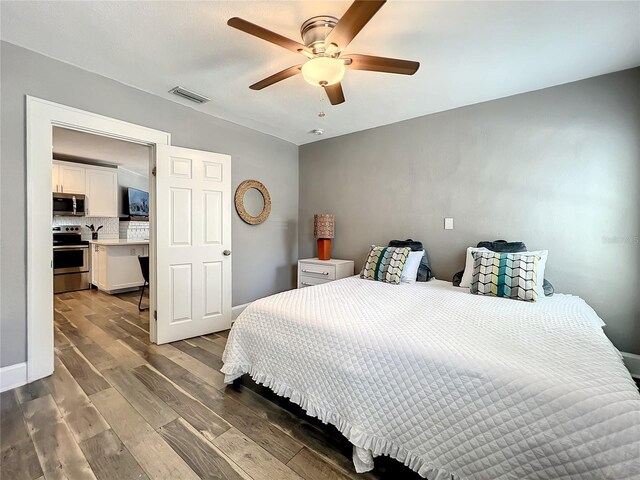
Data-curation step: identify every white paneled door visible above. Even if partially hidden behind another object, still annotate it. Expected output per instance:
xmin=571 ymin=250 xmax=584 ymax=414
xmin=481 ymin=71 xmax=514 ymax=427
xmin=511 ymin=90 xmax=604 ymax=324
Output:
xmin=155 ymin=145 xmax=232 ymax=344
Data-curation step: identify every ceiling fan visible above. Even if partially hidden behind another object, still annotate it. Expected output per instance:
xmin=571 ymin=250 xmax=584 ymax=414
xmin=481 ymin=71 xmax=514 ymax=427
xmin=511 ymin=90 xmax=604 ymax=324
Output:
xmin=228 ymin=0 xmax=419 ymax=105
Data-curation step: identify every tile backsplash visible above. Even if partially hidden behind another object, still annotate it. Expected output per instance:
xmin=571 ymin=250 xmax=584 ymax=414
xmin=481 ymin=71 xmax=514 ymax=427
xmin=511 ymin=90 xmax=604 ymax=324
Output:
xmin=52 ymin=216 xmax=119 ymax=240
xmin=120 ymin=221 xmax=150 ymax=241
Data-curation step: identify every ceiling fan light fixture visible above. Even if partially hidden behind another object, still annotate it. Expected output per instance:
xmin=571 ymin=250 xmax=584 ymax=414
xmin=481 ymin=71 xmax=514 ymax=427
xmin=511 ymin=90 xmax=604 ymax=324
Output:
xmin=229 ymin=1 xmax=418 ymax=105
xmin=301 ymin=57 xmax=345 ymax=87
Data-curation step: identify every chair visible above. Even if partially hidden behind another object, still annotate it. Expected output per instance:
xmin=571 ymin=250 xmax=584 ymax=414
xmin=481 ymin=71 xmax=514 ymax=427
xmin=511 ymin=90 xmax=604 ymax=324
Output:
xmin=138 ymin=256 xmax=149 ymax=311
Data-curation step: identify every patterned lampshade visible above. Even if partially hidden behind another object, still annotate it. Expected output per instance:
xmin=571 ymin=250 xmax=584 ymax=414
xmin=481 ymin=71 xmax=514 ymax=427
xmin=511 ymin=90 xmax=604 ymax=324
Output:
xmin=313 ymin=214 xmax=335 ymax=239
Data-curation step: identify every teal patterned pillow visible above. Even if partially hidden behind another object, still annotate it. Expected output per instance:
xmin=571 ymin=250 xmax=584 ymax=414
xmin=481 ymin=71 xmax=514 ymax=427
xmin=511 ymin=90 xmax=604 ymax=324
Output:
xmin=470 ymin=251 xmax=540 ymax=301
xmin=360 ymin=246 xmax=411 ymax=284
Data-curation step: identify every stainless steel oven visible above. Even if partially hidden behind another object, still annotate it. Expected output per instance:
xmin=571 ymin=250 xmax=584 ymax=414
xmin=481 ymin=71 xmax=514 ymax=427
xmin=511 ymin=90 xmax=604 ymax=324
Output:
xmin=53 ymin=193 xmax=85 ymax=217
xmin=53 ymin=245 xmax=89 ymax=274
xmin=53 ymin=226 xmax=90 ymax=293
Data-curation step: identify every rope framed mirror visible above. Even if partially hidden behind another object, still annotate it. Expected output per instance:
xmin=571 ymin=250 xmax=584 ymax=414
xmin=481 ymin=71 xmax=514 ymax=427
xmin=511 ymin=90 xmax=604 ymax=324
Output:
xmin=234 ymin=180 xmax=272 ymax=225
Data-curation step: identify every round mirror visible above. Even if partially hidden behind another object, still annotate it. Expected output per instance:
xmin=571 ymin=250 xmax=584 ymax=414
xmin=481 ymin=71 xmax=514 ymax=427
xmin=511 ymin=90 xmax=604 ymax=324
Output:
xmin=243 ymin=188 xmax=265 ymax=217
xmin=235 ymin=180 xmax=271 ymax=225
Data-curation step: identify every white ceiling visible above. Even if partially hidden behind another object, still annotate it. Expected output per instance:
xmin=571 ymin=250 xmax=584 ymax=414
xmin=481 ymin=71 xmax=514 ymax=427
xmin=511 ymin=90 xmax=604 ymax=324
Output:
xmin=53 ymin=127 xmax=151 ymax=177
xmin=3 ymin=1 xmax=639 ymax=145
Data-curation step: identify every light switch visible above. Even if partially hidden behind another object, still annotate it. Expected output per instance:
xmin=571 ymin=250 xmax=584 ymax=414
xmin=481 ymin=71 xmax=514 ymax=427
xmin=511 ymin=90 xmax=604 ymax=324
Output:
xmin=444 ymin=218 xmax=454 ymax=230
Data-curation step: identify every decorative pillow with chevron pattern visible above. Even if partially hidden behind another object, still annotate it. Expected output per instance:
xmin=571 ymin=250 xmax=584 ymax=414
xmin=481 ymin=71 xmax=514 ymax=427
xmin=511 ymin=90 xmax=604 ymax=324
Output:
xmin=470 ymin=251 xmax=540 ymax=302
xmin=360 ymin=246 xmax=411 ymax=285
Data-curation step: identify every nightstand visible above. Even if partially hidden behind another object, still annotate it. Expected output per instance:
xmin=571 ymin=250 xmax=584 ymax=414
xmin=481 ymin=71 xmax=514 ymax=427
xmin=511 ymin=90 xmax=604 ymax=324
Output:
xmin=297 ymin=258 xmax=355 ymax=288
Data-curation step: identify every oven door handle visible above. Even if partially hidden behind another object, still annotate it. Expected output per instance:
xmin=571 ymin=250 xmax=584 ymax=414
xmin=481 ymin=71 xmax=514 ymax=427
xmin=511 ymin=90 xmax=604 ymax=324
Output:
xmin=53 ymin=245 xmax=89 ymax=250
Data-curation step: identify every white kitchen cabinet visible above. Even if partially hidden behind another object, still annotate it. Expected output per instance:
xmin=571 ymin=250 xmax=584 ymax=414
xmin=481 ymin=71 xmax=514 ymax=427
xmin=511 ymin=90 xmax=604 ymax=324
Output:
xmin=52 ymin=163 xmax=59 ymax=192
xmin=91 ymin=241 xmax=148 ymax=294
xmin=85 ymin=167 xmax=118 ymax=217
xmin=52 ymin=160 xmax=86 ymax=194
xmin=91 ymin=244 xmax=107 ymax=291
xmin=59 ymin=163 xmax=86 ymax=194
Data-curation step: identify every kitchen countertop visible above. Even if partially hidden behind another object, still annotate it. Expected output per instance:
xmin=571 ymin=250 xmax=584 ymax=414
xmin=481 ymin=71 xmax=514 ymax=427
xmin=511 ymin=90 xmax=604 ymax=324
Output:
xmin=89 ymin=239 xmax=149 ymax=246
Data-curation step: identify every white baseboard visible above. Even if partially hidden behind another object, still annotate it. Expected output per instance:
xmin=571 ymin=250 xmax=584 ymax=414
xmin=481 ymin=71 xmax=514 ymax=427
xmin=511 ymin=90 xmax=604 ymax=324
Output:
xmin=232 ymin=303 xmax=250 ymax=321
xmin=0 ymin=362 xmax=28 ymax=392
xmin=622 ymin=352 xmax=640 ymax=379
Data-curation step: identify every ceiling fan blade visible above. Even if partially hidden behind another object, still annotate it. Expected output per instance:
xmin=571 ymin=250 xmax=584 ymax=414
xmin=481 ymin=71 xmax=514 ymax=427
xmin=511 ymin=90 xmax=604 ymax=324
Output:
xmin=324 ymin=1 xmax=386 ymax=52
xmin=228 ymin=17 xmax=312 ymax=57
xmin=249 ymin=65 xmax=302 ymax=90
xmin=324 ymin=82 xmax=345 ymax=105
xmin=344 ymin=54 xmax=419 ymax=75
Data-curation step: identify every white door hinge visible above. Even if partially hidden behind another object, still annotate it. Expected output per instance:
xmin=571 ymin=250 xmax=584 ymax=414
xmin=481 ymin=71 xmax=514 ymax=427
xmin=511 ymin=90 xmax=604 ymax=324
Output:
xmin=152 ymin=166 xmax=157 ymax=176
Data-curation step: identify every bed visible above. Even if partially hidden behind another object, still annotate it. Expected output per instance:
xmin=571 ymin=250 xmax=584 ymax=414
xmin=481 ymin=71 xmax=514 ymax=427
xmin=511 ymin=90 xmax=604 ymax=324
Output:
xmin=221 ymin=277 xmax=640 ymax=479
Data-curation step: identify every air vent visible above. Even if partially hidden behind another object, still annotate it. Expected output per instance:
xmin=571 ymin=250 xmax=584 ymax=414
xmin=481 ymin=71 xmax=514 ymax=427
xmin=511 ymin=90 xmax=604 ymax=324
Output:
xmin=169 ymin=86 xmax=211 ymax=104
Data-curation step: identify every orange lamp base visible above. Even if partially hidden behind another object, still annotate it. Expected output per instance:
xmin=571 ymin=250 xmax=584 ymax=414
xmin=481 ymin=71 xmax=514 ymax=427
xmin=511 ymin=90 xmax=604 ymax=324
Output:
xmin=317 ymin=238 xmax=332 ymax=261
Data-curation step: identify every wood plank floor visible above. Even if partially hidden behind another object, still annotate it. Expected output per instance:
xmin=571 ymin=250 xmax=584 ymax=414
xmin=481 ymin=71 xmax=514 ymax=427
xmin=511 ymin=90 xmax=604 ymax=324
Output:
xmin=2 ymin=288 xmax=422 ymax=480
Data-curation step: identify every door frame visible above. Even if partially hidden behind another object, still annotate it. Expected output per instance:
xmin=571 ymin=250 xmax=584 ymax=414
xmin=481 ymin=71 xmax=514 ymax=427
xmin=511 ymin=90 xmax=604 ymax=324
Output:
xmin=26 ymin=96 xmax=170 ymax=382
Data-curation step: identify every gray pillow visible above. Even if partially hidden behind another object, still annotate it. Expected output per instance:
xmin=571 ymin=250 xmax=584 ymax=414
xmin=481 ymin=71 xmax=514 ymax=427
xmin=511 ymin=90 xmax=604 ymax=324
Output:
xmin=476 ymin=240 xmax=527 ymax=253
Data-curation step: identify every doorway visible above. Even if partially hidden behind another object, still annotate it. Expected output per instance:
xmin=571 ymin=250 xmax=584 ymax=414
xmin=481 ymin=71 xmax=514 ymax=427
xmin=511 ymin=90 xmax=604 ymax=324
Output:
xmin=27 ymin=96 xmax=168 ymax=382
xmin=27 ymin=97 xmax=232 ymax=384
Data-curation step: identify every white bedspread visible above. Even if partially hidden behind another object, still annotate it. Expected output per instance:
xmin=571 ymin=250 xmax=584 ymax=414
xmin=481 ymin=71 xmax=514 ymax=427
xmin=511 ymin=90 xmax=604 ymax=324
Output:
xmin=221 ymin=277 xmax=640 ymax=479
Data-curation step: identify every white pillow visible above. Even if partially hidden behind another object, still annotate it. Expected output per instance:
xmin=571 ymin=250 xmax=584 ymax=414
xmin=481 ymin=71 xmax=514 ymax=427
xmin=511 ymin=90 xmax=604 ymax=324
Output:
xmin=401 ymin=250 xmax=424 ymax=284
xmin=525 ymin=250 xmax=548 ymax=297
xmin=459 ymin=247 xmax=490 ymax=288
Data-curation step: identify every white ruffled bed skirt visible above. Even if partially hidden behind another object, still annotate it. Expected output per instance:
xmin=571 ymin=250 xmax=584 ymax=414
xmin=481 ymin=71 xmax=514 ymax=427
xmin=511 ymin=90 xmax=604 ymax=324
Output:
xmin=222 ymin=365 xmax=461 ymax=480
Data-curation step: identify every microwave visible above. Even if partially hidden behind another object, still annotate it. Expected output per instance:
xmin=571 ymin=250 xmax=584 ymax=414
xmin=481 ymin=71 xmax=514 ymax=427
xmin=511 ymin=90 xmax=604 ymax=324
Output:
xmin=53 ymin=193 xmax=86 ymax=217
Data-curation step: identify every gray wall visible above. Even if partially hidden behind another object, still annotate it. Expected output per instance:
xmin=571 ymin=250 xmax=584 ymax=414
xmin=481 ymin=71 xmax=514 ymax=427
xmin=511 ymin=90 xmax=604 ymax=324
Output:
xmin=0 ymin=41 xmax=299 ymax=367
xmin=299 ymin=68 xmax=640 ymax=354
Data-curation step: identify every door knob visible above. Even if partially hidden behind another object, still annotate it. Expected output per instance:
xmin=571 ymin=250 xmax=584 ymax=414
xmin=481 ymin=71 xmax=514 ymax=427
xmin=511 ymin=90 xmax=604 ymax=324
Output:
xmin=223 ymin=250 xmax=231 ymax=256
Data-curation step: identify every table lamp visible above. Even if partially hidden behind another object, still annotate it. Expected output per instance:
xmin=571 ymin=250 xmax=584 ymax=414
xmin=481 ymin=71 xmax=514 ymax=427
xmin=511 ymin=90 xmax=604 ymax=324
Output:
xmin=313 ymin=214 xmax=334 ymax=261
